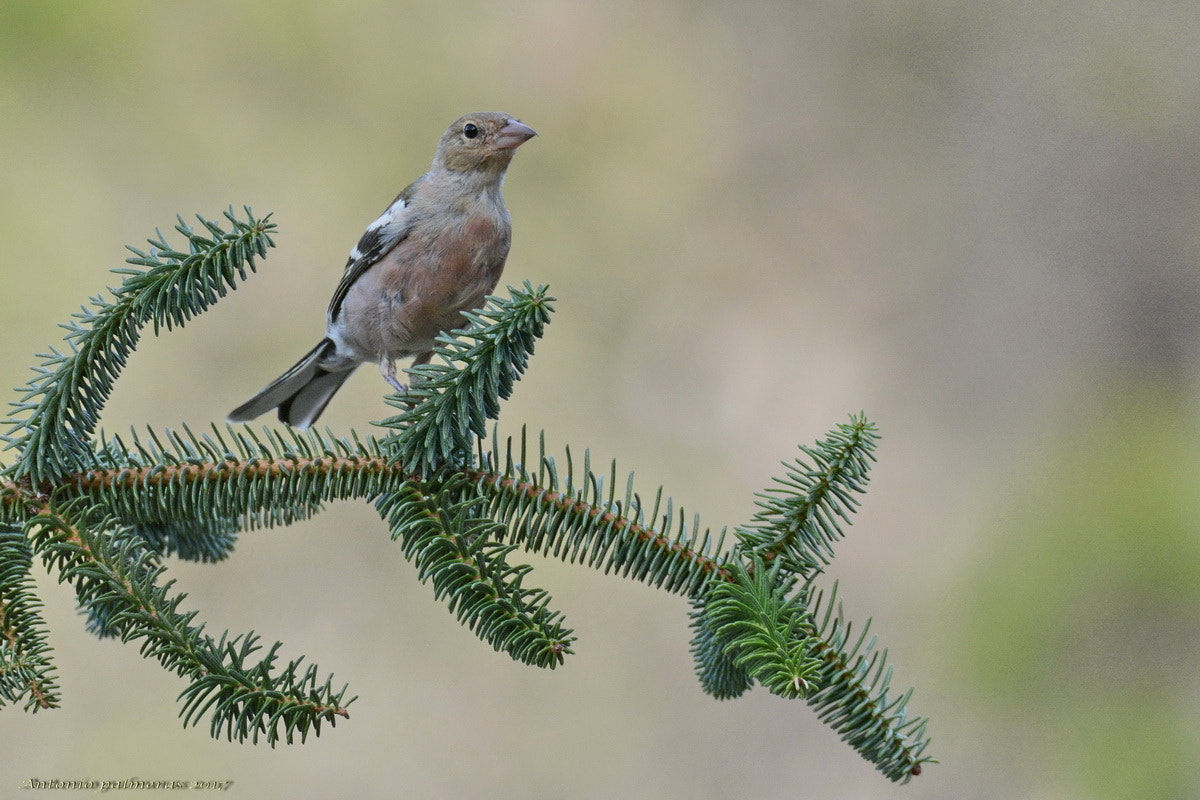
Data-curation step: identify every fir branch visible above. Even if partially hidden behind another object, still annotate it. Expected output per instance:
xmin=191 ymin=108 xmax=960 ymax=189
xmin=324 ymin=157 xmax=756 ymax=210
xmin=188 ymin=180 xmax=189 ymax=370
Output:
xmin=803 ymin=584 xmax=933 ymax=782
xmin=177 ymin=635 xmax=352 ymax=745
xmin=59 ymin=422 xmax=733 ymax=601
xmin=688 ymin=597 xmax=754 ymax=700
xmin=376 ymin=282 xmax=554 ymax=475
xmin=469 ymin=428 xmax=732 ymax=595
xmin=699 ymin=557 xmax=820 ymax=700
xmin=4 ymin=208 xmax=275 ymax=485
xmin=20 ymin=421 xmax=930 ymax=777
xmin=735 ymin=414 xmax=878 ymax=576
xmin=25 ymin=500 xmax=352 ymax=744
xmin=376 ymin=477 xmax=574 ymax=668
xmin=125 ymin=519 xmax=241 ymax=565
xmin=70 ymin=424 xmax=392 ymax=537
xmin=0 ymin=525 xmax=60 ymax=711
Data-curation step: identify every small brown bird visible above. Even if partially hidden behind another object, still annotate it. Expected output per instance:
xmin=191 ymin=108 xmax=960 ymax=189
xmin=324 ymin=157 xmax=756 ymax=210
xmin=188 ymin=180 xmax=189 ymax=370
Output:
xmin=228 ymin=112 xmax=537 ymax=428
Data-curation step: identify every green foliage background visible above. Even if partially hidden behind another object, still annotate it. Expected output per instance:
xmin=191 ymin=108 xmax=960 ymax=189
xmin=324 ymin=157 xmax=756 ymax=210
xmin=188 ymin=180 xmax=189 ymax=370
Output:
xmin=2 ymin=2 xmax=1199 ymax=798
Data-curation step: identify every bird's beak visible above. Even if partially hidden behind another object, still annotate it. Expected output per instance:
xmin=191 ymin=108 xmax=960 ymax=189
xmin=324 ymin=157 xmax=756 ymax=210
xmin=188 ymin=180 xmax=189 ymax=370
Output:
xmin=494 ymin=119 xmax=538 ymax=150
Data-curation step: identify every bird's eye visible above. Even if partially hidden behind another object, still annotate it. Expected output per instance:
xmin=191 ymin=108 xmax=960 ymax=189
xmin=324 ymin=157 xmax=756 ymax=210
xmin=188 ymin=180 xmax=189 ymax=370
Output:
xmin=463 ymin=122 xmax=480 ymax=139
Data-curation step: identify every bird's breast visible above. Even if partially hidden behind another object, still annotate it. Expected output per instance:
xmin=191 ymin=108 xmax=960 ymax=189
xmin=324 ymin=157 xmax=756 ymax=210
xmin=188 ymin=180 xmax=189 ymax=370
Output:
xmin=420 ymin=212 xmax=511 ymax=327
xmin=334 ymin=209 xmax=512 ymax=361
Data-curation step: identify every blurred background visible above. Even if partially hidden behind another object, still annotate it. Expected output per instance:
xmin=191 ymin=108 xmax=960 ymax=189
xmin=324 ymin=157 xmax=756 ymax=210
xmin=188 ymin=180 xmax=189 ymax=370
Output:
xmin=2 ymin=1 xmax=1199 ymax=798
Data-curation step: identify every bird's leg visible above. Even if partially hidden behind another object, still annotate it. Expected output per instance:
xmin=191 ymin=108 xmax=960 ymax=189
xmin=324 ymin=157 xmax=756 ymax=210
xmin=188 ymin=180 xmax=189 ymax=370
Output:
xmin=379 ymin=352 xmax=434 ymax=394
xmin=380 ymin=357 xmax=407 ymax=393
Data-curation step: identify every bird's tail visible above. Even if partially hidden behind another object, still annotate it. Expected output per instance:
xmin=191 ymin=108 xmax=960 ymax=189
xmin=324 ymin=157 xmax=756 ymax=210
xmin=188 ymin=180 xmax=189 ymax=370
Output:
xmin=227 ymin=339 xmax=355 ymax=429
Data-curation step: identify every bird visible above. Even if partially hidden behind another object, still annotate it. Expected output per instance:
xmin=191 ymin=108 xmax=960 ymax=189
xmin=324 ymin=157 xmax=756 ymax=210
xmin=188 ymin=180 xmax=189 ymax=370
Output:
xmin=228 ymin=112 xmax=537 ymax=429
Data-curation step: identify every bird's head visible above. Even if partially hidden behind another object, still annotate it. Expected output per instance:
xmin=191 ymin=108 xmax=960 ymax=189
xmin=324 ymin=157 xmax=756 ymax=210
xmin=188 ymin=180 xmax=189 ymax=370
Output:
xmin=434 ymin=112 xmax=537 ymax=176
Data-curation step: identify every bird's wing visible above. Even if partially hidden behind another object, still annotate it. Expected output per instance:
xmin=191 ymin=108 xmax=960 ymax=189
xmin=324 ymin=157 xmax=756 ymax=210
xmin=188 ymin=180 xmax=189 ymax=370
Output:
xmin=327 ymin=182 xmax=420 ymax=321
